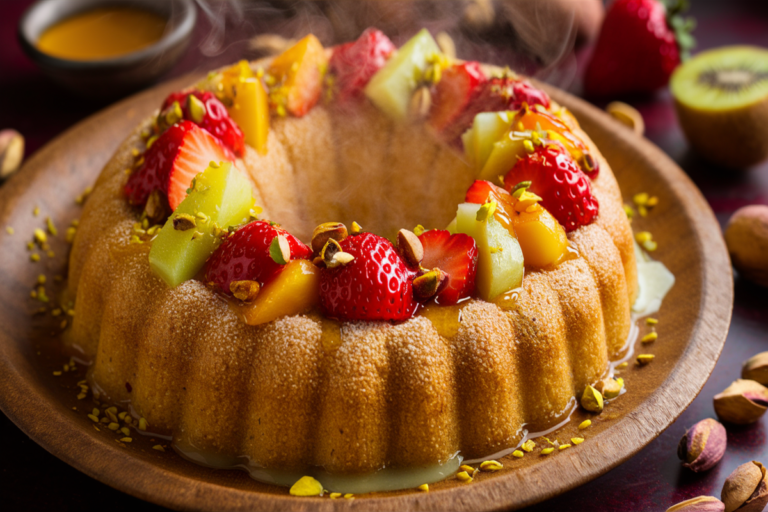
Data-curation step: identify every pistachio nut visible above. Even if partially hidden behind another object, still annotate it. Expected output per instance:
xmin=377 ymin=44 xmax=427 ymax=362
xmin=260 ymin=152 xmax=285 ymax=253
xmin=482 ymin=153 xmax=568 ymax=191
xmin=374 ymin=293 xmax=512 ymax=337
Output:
xmin=666 ymin=496 xmax=725 ymax=512
xmin=413 ymin=268 xmax=449 ymax=300
xmin=311 ymin=222 xmax=348 ymax=255
xmin=269 ymin=234 xmax=291 ymax=265
xmin=144 ymin=189 xmax=170 ymax=225
xmin=0 ymin=129 xmax=24 ymax=179
xmin=721 ymin=461 xmax=768 ymax=512
xmin=230 ymin=280 xmax=260 ymax=302
xmin=409 ymin=86 xmax=432 ymax=120
xmin=595 ymin=377 xmax=624 ymax=399
xmin=714 ymin=379 xmax=768 ymax=425
xmin=397 ymin=229 xmax=424 ymax=267
xmin=320 ymin=238 xmax=342 ymax=266
xmin=677 ymin=418 xmax=727 ymax=473
xmin=742 ymin=352 xmax=768 ymax=386
xmin=581 ymin=384 xmax=604 ymax=413
xmin=173 ymin=213 xmax=196 ymax=231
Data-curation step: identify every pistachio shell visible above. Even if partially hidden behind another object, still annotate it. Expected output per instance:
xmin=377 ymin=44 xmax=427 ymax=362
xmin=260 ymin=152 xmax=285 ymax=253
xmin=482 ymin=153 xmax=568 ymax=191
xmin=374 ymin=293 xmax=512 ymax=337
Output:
xmin=742 ymin=352 xmax=768 ymax=386
xmin=581 ymin=384 xmax=604 ymax=413
xmin=677 ymin=418 xmax=727 ymax=473
xmin=666 ymin=496 xmax=725 ymax=512
xmin=714 ymin=380 xmax=768 ymax=425
xmin=722 ymin=461 xmax=768 ymax=512
xmin=289 ymin=475 xmax=323 ymax=497
xmin=311 ymin=222 xmax=348 ymax=255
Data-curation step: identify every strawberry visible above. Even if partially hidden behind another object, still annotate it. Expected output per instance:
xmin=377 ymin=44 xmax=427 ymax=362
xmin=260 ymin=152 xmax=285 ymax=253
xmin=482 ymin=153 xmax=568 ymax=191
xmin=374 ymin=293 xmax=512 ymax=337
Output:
xmin=125 ymin=121 xmax=235 ymax=211
xmin=161 ymin=90 xmax=245 ymax=157
xmin=205 ymin=220 xmax=312 ymax=296
xmin=428 ymin=61 xmax=486 ymax=134
xmin=329 ymin=28 xmax=396 ymax=102
xmin=418 ymin=230 xmax=478 ymax=305
xmin=445 ymin=76 xmax=551 ymax=142
xmin=584 ymin=0 xmax=695 ymax=97
xmin=465 ymin=179 xmax=510 ymax=205
xmin=504 ymin=146 xmax=599 ymax=232
xmin=319 ymin=232 xmax=418 ymax=321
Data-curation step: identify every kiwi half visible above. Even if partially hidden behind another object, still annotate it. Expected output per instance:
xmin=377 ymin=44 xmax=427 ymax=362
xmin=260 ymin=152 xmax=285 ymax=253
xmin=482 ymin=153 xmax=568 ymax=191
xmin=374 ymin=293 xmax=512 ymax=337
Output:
xmin=671 ymin=46 xmax=768 ymax=169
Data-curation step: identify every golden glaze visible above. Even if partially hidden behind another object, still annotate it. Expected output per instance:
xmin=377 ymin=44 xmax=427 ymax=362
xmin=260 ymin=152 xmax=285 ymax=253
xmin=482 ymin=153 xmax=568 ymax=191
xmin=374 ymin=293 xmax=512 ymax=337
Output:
xmin=67 ymin=90 xmax=637 ymax=474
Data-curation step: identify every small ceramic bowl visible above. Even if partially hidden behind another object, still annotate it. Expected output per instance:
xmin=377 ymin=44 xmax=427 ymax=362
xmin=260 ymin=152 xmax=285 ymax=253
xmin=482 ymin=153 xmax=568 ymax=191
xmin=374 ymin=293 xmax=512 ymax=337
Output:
xmin=18 ymin=0 xmax=197 ymax=98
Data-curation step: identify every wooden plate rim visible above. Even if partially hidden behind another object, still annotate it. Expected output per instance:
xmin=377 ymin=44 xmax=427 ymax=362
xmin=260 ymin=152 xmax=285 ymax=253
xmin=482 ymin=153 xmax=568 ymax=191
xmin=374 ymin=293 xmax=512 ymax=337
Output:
xmin=0 ymin=76 xmax=733 ymax=512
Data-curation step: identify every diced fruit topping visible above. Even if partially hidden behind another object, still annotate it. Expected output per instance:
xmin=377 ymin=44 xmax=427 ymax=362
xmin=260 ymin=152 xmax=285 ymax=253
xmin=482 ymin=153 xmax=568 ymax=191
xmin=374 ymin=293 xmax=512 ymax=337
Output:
xmin=234 ymin=259 xmax=320 ymax=325
xmin=465 ymin=179 xmax=568 ymax=268
xmin=125 ymin=121 xmax=235 ymax=211
xmin=329 ymin=28 xmax=396 ymax=102
xmin=208 ymin=60 xmax=270 ymax=155
xmin=161 ymin=90 xmax=245 ymax=157
xmin=446 ymin=76 xmax=551 ymax=142
xmin=418 ymin=229 xmax=478 ymax=305
xmin=268 ymin=34 xmax=328 ymax=117
xmin=205 ymin=220 xmax=312 ymax=297
xmin=148 ymin=161 xmax=254 ymax=287
xmin=364 ymin=28 xmax=443 ymax=122
xmin=513 ymin=204 xmax=568 ymax=268
xmin=504 ymin=146 xmax=599 ymax=232
xmin=429 ymin=61 xmax=486 ymax=134
xmin=319 ymin=232 xmax=418 ymax=321
xmin=462 ymin=111 xmax=515 ymax=170
xmin=454 ymin=202 xmax=524 ymax=301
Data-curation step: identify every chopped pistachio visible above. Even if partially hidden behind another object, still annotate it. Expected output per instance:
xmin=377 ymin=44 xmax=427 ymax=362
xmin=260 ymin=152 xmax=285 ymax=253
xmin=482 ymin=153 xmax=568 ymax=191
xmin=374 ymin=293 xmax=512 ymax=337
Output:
xmin=521 ymin=440 xmax=536 ymax=452
xmin=637 ymin=354 xmax=655 ymax=365
xmin=579 ymin=419 xmax=592 ymax=430
xmin=646 ymin=317 xmax=658 ymax=325
xmin=512 ymin=450 xmax=524 ymax=458
xmin=480 ymin=460 xmax=503 ymax=471
xmin=559 ymin=444 xmax=572 ymax=450
xmin=541 ymin=447 xmax=555 ymax=455
xmin=330 ymin=493 xmax=342 ymax=499
xmin=417 ymin=484 xmax=429 ymax=492
xmin=152 ymin=445 xmax=165 ymax=452
xmin=641 ymin=332 xmax=658 ymax=343
xmin=571 ymin=437 xmax=585 ymax=445
xmin=456 ymin=471 xmax=473 ymax=482
xmin=6 ymin=226 xmax=14 ymax=235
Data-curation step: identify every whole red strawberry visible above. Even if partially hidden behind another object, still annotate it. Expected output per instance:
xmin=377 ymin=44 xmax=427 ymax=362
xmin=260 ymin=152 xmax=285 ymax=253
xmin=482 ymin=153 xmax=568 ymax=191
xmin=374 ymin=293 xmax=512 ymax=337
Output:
xmin=584 ymin=0 xmax=695 ymax=97
xmin=418 ymin=230 xmax=478 ymax=305
xmin=162 ymin=90 xmax=245 ymax=157
xmin=319 ymin=232 xmax=418 ymax=321
xmin=445 ymin=76 xmax=551 ymax=142
xmin=504 ymin=146 xmax=599 ymax=232
xmin=205 ymin=220 xmax=312 ymax=295
xmin=330 ymin=28 xmax=396 ymax=102
xmin=125 ymin=120 xmax=234 ymax=210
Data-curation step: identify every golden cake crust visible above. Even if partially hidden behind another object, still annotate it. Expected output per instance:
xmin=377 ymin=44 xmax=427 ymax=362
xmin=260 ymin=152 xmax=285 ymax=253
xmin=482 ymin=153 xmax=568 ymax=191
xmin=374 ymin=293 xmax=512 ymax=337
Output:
xmin=67 ymin=85 xmax=637 ymax=474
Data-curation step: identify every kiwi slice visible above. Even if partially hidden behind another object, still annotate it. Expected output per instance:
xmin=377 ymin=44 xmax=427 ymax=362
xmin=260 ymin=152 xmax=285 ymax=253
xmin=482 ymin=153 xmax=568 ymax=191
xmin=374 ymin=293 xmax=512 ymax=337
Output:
xmin=671 ymin=46 xmax=768 ymax=169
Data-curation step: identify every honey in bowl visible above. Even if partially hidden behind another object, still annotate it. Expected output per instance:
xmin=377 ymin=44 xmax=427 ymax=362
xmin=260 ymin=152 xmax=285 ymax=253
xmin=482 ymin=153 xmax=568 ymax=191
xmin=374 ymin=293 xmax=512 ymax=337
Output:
xmin=36 ymin=7 xmax=167 ymax=61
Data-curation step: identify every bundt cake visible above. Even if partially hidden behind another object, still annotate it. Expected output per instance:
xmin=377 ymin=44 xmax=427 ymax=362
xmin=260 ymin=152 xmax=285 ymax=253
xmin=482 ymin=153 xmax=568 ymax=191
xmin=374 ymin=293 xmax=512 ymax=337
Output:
xmin=65 ymin=28 xmax=640 ymax=491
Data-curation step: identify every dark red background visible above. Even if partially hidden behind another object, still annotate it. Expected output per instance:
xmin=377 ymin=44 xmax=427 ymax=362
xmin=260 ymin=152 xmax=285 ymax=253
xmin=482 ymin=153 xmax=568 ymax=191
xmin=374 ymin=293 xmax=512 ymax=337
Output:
xmin=1 ymin=1 xmax=767 ymax=510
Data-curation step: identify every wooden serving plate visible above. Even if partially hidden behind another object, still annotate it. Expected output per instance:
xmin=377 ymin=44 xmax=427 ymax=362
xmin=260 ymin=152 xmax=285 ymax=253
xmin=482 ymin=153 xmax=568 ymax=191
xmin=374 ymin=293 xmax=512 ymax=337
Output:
xmin=0 ymin=74 xmax=732 ymax=511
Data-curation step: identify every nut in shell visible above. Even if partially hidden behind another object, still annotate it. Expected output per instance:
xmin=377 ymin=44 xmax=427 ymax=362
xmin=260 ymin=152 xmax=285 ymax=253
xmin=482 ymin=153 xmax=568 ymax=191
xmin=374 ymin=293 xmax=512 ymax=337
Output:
xmin=721 ymin=461 xmax=768 ymax=512
xmin=666 ymin=496 xmax=725 ymax=512
xmin=0 ymin=129 xmax=24 ymax=179
xmin=713 ymin=379 xmax=768 ymax=425
xmin=413 ymin=268 xmax=448 ymax=300
xmin=321 ymin=238 xmax=342 ymax=266
xmin=677 ymin=418 xmax=727 ymax=473
xmin=311 ymin=222 xmax=348 ymax=255
xmin=596 ymin=377 xmax=624 ymax=399
xmin=742 ymin=352 xmax=768 ymax=386
xmin=724 ymin=205 xmax=768 ymax=288
xmin=581 ymin=384 xmax=604 ymax=413
xmin=397 ymin=229 xmax=424 ymax=267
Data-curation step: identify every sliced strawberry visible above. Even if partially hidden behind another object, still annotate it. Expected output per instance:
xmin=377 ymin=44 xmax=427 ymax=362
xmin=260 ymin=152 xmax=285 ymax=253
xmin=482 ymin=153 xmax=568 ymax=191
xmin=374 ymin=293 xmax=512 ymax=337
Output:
xmin=205 ymin=220 xmax=312 ymax=296
xmin=428 ymin=61 xmax=486 ymax=134
xmin=445 ymin=77 xmax=551 ymax=143
xmin=465 ymin=179 xmax=509 ymax=205
xmin=161 ymin=90 xmax=245 ymax=157
xmin=319 ymin=232 xmax=418 ymax=321
xmin=504 ymin=146 xmax=599 ymax=232
xmin=419 ymin=230 xmax=478 ymax=305
xmin=125 ymin=121 xmax=235 ymax=211
xmin=330 ymin=28 xmax=396 ymax=102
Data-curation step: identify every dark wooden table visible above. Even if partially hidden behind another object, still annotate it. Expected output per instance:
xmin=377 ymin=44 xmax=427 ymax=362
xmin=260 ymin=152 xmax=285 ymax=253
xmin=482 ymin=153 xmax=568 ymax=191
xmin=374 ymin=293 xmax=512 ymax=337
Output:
xmin=2 ymin=1 xmax=767 ymax=510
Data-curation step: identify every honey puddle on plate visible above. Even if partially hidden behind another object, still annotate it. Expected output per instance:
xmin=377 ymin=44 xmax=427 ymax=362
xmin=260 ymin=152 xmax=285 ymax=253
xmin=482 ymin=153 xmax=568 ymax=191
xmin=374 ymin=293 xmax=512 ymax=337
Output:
xmin=37 ymin=7 xmax=166 ymax=61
